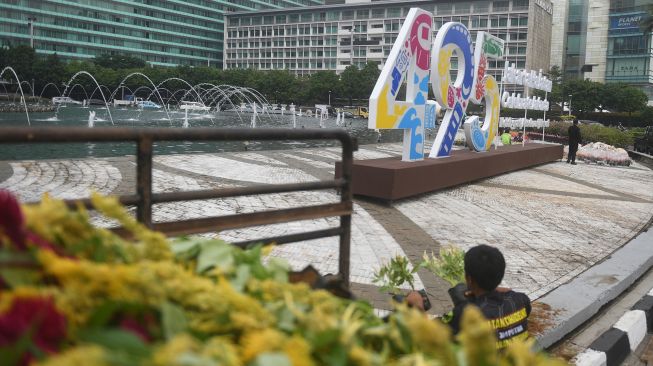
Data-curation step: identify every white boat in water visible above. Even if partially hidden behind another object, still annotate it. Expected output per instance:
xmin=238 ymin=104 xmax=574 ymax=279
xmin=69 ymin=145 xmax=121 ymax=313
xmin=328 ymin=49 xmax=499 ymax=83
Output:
xmin=179 ymin=101 xmax=211 ymax=111
xmin=52 ymin=97 xmax=82 ymax=105
xmin=137 ymin=100 xmax=162 ymax=109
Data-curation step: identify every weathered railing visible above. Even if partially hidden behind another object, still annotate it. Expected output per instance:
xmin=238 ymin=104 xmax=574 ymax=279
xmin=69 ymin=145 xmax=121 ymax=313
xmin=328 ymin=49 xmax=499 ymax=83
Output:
xmin=0 ymin=127 xmax=357 ymax=286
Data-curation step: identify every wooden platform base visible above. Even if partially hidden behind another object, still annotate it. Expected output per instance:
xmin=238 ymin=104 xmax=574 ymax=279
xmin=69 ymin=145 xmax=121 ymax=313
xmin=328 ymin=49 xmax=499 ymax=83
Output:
xmin=335 ymin=143 xmax=563 ymax=201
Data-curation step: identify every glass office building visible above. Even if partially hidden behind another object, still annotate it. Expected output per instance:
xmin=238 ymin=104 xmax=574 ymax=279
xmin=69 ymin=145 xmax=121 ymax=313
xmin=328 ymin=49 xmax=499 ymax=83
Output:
xmin=606 ymin=0 xmax=652 ymax=102
xmin=0 ymin=0 xmax=320 ymax=67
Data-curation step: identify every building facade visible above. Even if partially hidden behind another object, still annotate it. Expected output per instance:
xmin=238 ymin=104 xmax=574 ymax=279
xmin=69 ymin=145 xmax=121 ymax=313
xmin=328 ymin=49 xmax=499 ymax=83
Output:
xmin=0 ymin=0 xmax=320 ymax=67
xmin=224 ymin=0 xmax=554 ymax=85
xmin=549 ymin=0 xmax=652 ymax=103
xmin=606 ymin=0 xmax=652 ymax=102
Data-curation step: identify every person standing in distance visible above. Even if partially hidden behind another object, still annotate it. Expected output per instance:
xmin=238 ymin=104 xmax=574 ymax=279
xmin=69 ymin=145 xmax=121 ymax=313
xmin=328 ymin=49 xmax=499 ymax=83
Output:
xmin=567 ymin=119 xmax=581 ymax=165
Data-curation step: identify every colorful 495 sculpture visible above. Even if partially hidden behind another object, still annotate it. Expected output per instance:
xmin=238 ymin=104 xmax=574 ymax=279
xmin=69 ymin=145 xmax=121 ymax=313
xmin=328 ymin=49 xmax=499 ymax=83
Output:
xmin=369 ymin=8 xmax=504 ymax=161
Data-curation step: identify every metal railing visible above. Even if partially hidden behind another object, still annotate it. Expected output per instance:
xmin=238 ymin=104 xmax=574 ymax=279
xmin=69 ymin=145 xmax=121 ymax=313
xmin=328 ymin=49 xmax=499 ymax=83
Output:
xmin=0 ymin=127 xmax=357 ymax=286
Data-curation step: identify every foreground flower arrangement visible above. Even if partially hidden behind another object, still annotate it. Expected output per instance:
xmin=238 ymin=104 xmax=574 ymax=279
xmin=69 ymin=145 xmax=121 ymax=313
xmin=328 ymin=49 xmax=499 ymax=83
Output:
xmin=0 ymin=191 xmax=565 ymax=366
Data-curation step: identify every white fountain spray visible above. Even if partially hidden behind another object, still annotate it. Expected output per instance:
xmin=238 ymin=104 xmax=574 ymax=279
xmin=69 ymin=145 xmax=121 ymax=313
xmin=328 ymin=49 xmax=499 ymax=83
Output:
xmin=290 ymin=103 xmax=296 ymax=128
xmin=88 ymin=110 xmax=96 ymax=128
xmin=0 ymin=66 xmax=31 ymax=125
xmin=57 ymin=71 xmax=114 ymax=125
xmin=183 ymin=108 xmax=189 ymax=128
xmin=251 ymin=103 xmax=257 ymax=128
xmin=110 ymin=73 xmax=173 ymax=125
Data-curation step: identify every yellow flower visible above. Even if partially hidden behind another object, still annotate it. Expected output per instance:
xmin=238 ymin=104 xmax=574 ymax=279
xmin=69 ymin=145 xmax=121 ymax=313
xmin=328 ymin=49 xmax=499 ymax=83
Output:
xmin=349 ymin=345 xmax=374 ymax=366
xmin=34 ymin=345 xmax=108 ymax=366
xmin=502 ymin=338 xmax=568 ymax=366
xmin=37 ymin=251 xmax=272 ymax=334
xmin=283 ymin=336 xmax=314 ymax=366
xmin=240 ymin=328 xmax=286 ymax=362
xmin=457 ymin=306 xmax=497 ymax=365
xmin=151 ymin=334 xmax=200 ymax=366
xmin=90 ymin=192 xmax=172 ymax=261
xmin=401 ymin=307 xmax=455 ymax=364
xmin=202 ymin=337 xmax=242 ymax=366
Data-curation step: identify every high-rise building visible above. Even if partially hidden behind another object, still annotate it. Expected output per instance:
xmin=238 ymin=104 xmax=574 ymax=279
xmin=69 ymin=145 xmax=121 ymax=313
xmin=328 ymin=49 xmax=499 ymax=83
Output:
xmin=0 ymin=0 xmax=320 ymax=67
xmin=224 ymin=0 xmax=554 ymax=87
xmin=550 ymin=0 xmax=652 ymax=103
xmin=606 ymin=0 xmax=652 ymax=102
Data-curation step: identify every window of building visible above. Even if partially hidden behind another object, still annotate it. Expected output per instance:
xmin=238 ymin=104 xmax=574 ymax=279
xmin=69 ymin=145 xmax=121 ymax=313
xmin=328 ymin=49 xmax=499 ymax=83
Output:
xmin=609 ymin=35 xmax=648 ymax=55
xmin=387 ymin=8 xmax=401 ymax=17
xmin=301 ymin=13 xmax=312 ymax=22
xmin=327 ymin=11 xmax=339 ymax=20
xmin=372 ymin=8 xmax=385 ymax=18
xmin=513 ymin=0 xmax=529 ymax=10
xmin=493 ymin=1 xmax=509 ymax=11
xmin=356 ymin=9 xmax=369 ymax=19
xmin=455 ymin=2 xmax=471 ymax=14
xmin=276 ymin=15 xmax=286 ymax=24
xmin=437 ymin=3 xmax=452 ymax=15
xmin=473 ymin=1 xmax=489 ymax=12
xmin=342 ymin=10 xmax=354 ymax=20
xmin=289 ymin=14 xmax=299 ymax=23
xmin=263 ymin=16 xmax=273 ymax=24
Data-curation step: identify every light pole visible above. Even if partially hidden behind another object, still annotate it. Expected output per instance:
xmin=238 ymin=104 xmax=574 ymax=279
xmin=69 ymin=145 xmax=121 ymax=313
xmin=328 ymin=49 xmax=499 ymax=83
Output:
xmin=568 ymin=94 xmax=572 ymax=116
xmin=328 ymin=90 xmax=331 ymax=106
xmin=27 ymin=17 xmax=36 ymax=48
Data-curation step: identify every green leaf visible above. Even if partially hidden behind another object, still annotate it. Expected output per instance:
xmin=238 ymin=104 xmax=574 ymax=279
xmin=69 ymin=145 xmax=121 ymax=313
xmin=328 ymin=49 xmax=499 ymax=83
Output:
xmin=231 ymin=264 xmax=251 ymax=292
xmin=0 ymin=268 xmax=40 ymax=288
xmin=251 ymin=352 xmax=292 ymax=366
xmin=78 ymin=328 xmax=150 ymax=359
xmin=0 ymin=324 xmax=35 ymax=366
xmin=170 ymin=237 xmax=202 ymax=260
xmin=311 ymin=329 xmax=340 ymax=349
xmin=196 ymin=240 xmax=234 ymax=273
xmin=161 ymin=301 xmax=188 ymax=340
xmin=276 ymin=308 xmax=296 ymax=332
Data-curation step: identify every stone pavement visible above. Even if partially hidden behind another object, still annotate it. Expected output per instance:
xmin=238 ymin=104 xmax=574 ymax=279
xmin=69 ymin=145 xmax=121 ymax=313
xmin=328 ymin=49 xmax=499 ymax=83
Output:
xmin=1 ymin=143 xmax=652 ymax=314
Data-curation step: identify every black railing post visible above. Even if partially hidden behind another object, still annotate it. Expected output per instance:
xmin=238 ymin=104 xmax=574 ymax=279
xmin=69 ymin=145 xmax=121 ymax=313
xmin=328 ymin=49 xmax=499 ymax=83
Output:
xmin=339 ymin=137 xmax=356 ymax=288
xmin=136 ymin=136 xmax=153 ymax=228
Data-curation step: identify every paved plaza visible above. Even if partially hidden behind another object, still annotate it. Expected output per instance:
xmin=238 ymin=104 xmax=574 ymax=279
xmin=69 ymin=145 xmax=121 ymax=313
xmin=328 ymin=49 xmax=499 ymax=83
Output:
xmin=1 ymin=143 xmax=652 ymax=314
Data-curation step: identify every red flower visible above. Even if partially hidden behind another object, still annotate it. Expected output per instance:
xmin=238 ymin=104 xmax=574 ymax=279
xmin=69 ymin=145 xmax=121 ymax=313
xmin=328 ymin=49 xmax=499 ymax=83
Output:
xmin=0 ymin=190 xmax=65 ymax=256
xmin=0 ymin=295 xmax=67 ymax=365
xmin=0 ymin=190 xmax=26 ymax=250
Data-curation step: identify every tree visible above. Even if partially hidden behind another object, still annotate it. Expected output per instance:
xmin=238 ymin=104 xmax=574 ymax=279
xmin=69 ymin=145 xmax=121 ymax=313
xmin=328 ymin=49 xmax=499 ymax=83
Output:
xmin=601 ymin=83 xmax=648 ymax=114
xmin=3 ymin=45 xmax=36 ymax=82
xmin=617 ymin=86 xmax=648 ymax=115
xmin=359 ymin=61 xmax=381 ymax=99
xmin=33 ymin=54 xmax=66 ymax=94
xmin=307 ymin=71 xmax=339 ymax=104
xmin=563 ymin=79 xmax=603 ymax=116
xmin=94 ymin=54 xmax=146 ymax=69
xmin=339 ymin=65 xmax=362 ymax=105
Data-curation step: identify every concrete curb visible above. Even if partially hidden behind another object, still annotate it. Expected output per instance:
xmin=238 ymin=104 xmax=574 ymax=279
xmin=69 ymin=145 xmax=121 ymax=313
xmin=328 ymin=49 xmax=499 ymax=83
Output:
xmin=535 ymin=227 xmax=653 ymax=350
xmin=573 ymin=287 xmax=653 ymax=366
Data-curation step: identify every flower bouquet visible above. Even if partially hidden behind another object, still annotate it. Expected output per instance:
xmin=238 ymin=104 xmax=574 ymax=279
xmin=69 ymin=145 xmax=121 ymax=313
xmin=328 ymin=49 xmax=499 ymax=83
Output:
xmin=0 ymin=190 xmax=565 ymax=366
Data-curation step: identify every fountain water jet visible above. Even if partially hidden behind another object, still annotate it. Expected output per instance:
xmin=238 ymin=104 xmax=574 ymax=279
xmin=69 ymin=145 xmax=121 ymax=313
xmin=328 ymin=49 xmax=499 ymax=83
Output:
xmin=0 ymin=66 xmax=31 ymax=125
xmin=57 ymin=71 xmax=114 ymax=125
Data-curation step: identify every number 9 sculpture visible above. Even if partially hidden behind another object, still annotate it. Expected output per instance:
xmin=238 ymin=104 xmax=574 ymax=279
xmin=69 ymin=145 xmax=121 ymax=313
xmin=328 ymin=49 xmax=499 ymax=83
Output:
xmin=369 ymin=8 xmax=503 ymax=161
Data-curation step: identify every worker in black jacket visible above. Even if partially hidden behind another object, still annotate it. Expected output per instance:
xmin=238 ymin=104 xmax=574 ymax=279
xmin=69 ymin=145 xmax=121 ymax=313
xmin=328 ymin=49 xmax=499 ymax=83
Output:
xmin=568 ymin=119 xmax=582 ymax=165
xmin=407 ymin=245 xmax=531 ymax=349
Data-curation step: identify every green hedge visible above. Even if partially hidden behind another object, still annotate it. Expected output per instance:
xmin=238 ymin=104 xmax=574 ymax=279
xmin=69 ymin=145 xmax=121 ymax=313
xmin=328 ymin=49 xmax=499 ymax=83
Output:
xmin=502 ymin=108 xmax=653 ymax=128
xmin=544 ymin=121 xmax=636 ymax=148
